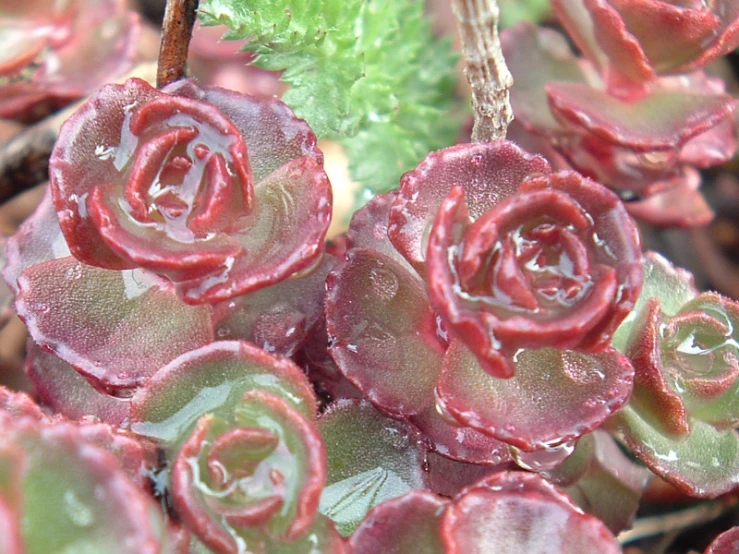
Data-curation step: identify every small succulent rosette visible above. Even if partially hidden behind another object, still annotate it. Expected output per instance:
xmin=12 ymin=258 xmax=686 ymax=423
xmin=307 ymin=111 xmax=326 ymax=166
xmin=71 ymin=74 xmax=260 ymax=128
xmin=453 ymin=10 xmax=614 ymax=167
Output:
xmin=500 ymin=5 xmax=738 ymax=227
xmin=614 ymin=253 xmax=739 ymax=498
xmin=0 ymin=387 xmax=178 ymax=553
xmin=326 ymin=140 xmax=641 ymax=461
xmin=130 ymin=341 xmax=346 ymax=554
xmin=0 ymin=0 xmax=139 ymax=122
xmin=4 ymin=77 xmax=333 ymax=396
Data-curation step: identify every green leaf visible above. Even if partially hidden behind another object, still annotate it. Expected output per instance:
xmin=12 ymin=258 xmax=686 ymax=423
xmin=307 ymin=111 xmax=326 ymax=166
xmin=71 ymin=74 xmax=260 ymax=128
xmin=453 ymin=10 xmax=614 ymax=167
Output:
xmin=198 ymin=0 xmax=460 ymax=194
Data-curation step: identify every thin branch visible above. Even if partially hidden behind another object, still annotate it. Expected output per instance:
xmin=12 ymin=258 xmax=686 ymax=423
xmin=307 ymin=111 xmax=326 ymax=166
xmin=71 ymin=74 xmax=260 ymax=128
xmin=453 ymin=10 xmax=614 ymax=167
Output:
xmin=0 ymin=62 xmax=157 ymax=203
xmin=618 ymin=501 xmax=733 ymax=545
xmin=156 ymin=0 xmax=200 ymax=88
xmin=451 ymin=0 xmax=514 ymax=142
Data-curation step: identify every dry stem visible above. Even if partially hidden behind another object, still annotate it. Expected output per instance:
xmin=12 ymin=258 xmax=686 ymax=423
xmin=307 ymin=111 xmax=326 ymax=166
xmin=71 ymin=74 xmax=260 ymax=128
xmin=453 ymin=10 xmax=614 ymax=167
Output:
xmin=156 ymin=0 xmax=200 ymax=88
xmin=451 ymin=0 xmax=513 ymax=142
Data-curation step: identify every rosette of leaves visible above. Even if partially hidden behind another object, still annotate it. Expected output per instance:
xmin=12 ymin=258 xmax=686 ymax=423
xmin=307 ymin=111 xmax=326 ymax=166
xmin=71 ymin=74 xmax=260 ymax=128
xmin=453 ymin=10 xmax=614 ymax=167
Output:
xmin=4 ymin=77 xmax=333 ymax=393
xmin=614 ymin=253 xmax=739 ymax=497
xmin=348 ymin=471 xmax=621 ymax=553
xmin=500 ymin=9 xmax=738 ymax=227
xmin=0 ymin=387 xmax=176 ymax=553
xmin=326 ymin=140 xmax=639 ymax=457
xmin=130 ymin=341 xmax=346 ymax=554
xmin=0 ymin=0 xmax=140 ymax=122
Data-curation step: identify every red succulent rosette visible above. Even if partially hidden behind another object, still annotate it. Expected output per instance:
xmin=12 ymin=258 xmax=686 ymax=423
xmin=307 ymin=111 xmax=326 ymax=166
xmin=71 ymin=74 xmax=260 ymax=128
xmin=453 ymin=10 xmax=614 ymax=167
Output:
xmin=0 ymin=0 xmax=139 ymax=122
xmin=426 ymin=163 xmax=642 ymax=378
xmin=501 ymin=23 xmax=737 ymax=227
xmin=50 ymin=77 xmax=331 ymax=304
xmin=326 ymin=142 xmax=637 ymax=456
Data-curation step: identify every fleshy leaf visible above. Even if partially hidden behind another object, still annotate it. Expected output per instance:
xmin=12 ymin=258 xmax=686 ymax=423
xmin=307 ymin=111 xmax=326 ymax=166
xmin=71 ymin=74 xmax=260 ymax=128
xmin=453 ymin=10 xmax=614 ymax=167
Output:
xmin=0 ymin=0 xmax=140 ymax=122
xmin=547 ymin=81 xmax=736 ymax=151
xmin=50 ymin=77 xmax=331 ymax=304
xmin=3 ymin=188 xmax=70 ymax=295
xmin=612 ymin=251 xmax=698 ymax=353
xmin=616 ymin=406 xmax=739 ymax=498
xmin=346 ymin=191 xmax=414 ymax=272
xmin=424 ymin=452 xmax=508 ymax=499
xmin=178 ymin=156 xmax=332 ymax=304
xmin=16 ymin=257 xmax=213 ymax=392
xmin=317 ymin=399 xmax=425 ymax=536
xmin=25 ymin=343 xmax=130 ymax=426
xmin=388 ymin=141 xmax=551 ymax=273
xmin=213 ymin=254 xmax=337 ymax=356
xmin=441 ymin=471 xmax=620 ymax=553
xmin=501 ymin=23 xmax=589 ymax=134
xmin=705 ymin=526 xmax=739 ymax=554
xmin=348 ymin=491 xmax=448 ymax=554
xmin=437 ymin=340 xmax=634 ymax=450
xmin=325 ymin=248 xmax=445 ymax=417
xmin=131 ymin=341 xmax=317 ymax=448
xmin=560 ymin=431 xmax=650 ymax=534
xmin=408 ymin=405 xmax=513 ymax=465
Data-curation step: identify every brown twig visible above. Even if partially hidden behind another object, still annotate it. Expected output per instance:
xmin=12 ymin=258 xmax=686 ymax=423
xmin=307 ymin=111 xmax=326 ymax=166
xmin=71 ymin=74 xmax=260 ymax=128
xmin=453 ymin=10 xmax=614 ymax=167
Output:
xmin=156 ymin=0 xmax=200 ymax=88
xmin=617 ymin=501 xmax=731 ymax=545
xmin=451 ymin=0 xmax=513 ymax=142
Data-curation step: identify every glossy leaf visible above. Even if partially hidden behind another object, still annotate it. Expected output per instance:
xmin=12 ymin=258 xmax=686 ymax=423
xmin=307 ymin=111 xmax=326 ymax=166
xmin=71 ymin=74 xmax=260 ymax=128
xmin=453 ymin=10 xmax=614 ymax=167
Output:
xmin=437 ymin=340 xmax=634 ymax=450
xmin=131 ymin=341 xmax=317 ymax=448
xmin=16 ymin=257 xmax=213 ymax=392
xmin=348 ymin=491 xmax=448 ymax=554
xmin=25 ymin=343 xmax=131 ymax=426
xmin=212 ymin=254 xmax=337 ymax=357
xmin=441 ymin=471 xmax=620 ymax=554
xmin=388 ymin=141 xmax=551 ymax=273
xmin=325 ymin=248 xmax=445 ymax=417
xmin=0 ymin=416 xmax=174 ymax=553
xmin=171 ymin=390 xmax=326 ymax=552
xmin=427 ymin=169 xmax=642 ymax=377
xmin=317 ymin=400 xmax=425 ymax=536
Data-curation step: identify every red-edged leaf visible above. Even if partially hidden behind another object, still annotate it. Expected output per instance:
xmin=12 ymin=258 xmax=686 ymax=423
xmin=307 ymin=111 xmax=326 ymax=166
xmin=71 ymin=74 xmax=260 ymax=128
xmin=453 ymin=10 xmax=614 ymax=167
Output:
xmin=317 ymin=399 xmax=425 ymax=536
xmin=131 ymin=341 xmax=317 ymax=447
xmin=17 ymin=257 xmax=214 ymax=392
xmin=178 ymin=156 xmax=332 ymax=304
xmin=437 ymin=340 xmax=634 ymax=451
xmin=442 ymin=471 xmax=620 ymax=554
xmin=26 ymin=343 xmax=131 ymax=426
xmin=171 ymin=390 xmax=326 ymax=552
xmin=325 ymin=248 xmax=445 ymax=417
xmin=348 ymin=491 xmax=449 ymax=554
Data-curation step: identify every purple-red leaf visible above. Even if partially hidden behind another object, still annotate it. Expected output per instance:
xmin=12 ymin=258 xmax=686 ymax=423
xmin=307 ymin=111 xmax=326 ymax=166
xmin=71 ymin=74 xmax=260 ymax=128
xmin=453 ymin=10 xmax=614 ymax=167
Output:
xmin=441 ymin=471 xmax=620 ymax=553
xmin=326 ymin=248 xmax=445 ymax=417
xmin=437 ymin=340 xmax=634 ymax=451
xmin=16 ymin=257 xmax=213 ymax=392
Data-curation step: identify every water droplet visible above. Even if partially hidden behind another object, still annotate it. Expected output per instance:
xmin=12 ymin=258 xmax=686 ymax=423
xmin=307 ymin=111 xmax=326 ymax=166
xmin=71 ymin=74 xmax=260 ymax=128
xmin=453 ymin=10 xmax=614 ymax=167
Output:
xmin=369 ymin=266 xmax=399 ymax=302
xmin=511 ymin=440 xmax=576 ymax=472
xmin=216 ymin=326 xmax=231 ymax=338
xmin=346 ymin=344 xmax=359 ymax=353
xmin=63 ymin=490 xmax=94 ymax=527
xmin=64 ymin=264 xmax=82 ymax=280
xmin=471 ymin=153 xmax=483 ymax=165
xmin=38 ymin=303 xmax=51 ymax=314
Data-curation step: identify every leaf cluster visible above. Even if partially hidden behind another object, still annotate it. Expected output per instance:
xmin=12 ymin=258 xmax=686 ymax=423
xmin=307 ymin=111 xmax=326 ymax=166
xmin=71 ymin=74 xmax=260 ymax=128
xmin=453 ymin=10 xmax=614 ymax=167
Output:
xmin=198 ymin=0 xmax=461 ymax=194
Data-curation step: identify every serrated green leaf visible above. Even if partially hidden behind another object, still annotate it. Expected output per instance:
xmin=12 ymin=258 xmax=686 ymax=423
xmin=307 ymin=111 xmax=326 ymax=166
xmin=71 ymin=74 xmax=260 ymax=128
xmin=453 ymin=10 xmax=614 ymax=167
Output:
xmin=198 ymin=0 xmax=461 ymax=195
